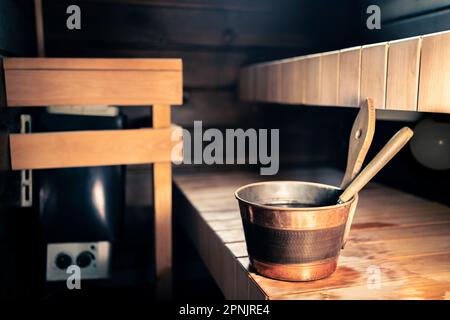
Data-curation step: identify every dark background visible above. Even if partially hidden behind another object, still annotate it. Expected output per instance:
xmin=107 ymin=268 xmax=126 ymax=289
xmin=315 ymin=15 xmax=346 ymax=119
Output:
xmin=1 ymin=0 xmax=450 ymax=301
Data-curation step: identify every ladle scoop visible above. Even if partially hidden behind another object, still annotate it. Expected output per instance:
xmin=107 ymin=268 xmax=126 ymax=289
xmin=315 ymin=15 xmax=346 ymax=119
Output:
xmin=338 ymin=127 xmax=414 ymax=204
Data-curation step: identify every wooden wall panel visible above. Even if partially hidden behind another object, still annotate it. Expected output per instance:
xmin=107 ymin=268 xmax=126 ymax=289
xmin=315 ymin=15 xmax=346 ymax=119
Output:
xmin=239 ymin=31 xmax=450 ymax=113
xmin=263 ymin=63 xmax=271 ymax=102
xmin=386 ymin=37 xmax=421 ymax=111
xmin=418 ymin=31 xmax=450 ymax=113
xmin=338 ymin=47 xmax=361 ymax=107
xmin=268 ymin=62 xmax=282 ymax=103
xmin=292 ymin=57 xmax=306 ymax=104
xmin=255 ymin=64 xmax=266 ymax=102
xmin=9 ymin=127 xmax=181 ymax=170
xmin=304 ymin=55 xmax=321 ymax=105
xmin=279 ymin=58 xmax=296 ymax=104
xmin=319 ymin=51 xmax=339 ymax=106
xmin=360 ymin=43 xmax=388 ymax=109
xmin=266 ymin=62 xmax=275 ymax=103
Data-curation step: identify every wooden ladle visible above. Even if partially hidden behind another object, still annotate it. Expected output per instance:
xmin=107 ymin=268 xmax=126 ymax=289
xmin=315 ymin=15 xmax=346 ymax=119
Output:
xmin=341 ymin=98 xmax=376 ymax=189
xmin=339 ymin=127 xmax=414 ymax=204
xmin=341 ymin=98 xmax=375 ymax=247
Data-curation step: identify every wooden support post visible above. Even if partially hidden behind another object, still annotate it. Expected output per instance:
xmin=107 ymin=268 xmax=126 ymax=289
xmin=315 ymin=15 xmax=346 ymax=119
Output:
xmin=152 ymin=104 xmax=172 ymax=298
xmin=34 ymin=0 xmax=45 ymax=57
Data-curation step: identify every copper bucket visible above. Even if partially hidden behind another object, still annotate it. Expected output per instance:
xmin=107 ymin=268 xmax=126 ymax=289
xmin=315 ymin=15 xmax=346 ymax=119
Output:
xmin=235 ymin=181 xmax=356 ymax=281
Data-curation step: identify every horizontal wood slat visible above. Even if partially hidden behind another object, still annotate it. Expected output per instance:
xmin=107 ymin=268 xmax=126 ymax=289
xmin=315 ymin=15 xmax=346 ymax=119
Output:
xmin=5 ymin=70 xmax=182 ymax=106
xmin=3 ymin=58 xmax=183 ymax=106
xmin=10 ymin=127 xmax=182 ymax=170
xmin=239 ymin=30 xmax=450 ymax=113
xmin=3 ymin=58 xmax=182 ymax=71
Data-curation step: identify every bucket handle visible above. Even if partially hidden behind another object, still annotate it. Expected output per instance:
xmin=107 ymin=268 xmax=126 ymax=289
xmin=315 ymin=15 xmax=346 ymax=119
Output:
xmin=342 ymin=193 xmax=358 ymax=249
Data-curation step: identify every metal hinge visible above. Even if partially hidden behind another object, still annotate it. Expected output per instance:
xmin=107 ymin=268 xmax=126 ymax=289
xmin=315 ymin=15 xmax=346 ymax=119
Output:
xmin=20 ymin=115 xmax=32 ymax=207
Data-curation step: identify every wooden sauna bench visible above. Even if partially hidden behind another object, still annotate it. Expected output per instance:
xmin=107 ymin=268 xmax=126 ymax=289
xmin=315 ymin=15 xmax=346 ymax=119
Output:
xmin=173 ymin=168 xmax=450 ymax=300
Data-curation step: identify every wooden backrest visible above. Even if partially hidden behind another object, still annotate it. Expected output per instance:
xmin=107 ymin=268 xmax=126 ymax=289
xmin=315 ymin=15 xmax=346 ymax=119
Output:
xmin=2 ymin=58 xmax=183 ymax=170
xmin=3 ymin=58 xmax=183 ymax=106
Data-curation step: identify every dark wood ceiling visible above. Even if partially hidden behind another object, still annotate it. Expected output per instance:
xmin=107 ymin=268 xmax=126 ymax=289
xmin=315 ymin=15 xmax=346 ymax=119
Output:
xmin=42 ymin=0 xmax=362 ymax=59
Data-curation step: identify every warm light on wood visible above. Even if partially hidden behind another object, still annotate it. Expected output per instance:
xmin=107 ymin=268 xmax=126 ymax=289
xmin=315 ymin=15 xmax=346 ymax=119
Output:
xmin=386 ymin=37 xmax=421 ymax=111
xmin=4 ymin=58 xmax=183 ymax=106
xmin=360 ymin=42 xmax=388 ymax=109
xmin=304 ymin=54 xmax=321 ymax=105
xmin=10 ymin=127 xmax=182 ymax=170
xmin=418 ymin=31 xmax=450 ymax=113
xmin=319 ymin=51 xmax=339 ymax=106
xmin=239 ymin=30 xmax=450 ymax=113
xmin=175 ymin=169 xmax=450 ymax=299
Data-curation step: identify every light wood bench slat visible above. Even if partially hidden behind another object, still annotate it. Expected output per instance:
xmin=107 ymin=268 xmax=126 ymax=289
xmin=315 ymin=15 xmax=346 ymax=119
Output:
xmin=174 ymin=168 xmax=450 ymax=300
xmin=10 ymin=127 xmax=182 ymax=170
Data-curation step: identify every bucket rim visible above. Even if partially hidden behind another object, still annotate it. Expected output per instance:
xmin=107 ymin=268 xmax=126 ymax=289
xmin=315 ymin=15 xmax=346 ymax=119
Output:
xmin=234 ymin=180 xmax=355 ymax=211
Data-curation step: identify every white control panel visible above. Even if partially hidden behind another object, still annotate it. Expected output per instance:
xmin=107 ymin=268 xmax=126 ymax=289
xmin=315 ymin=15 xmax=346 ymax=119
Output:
xmin=46 ymin=241 xmax=111 ymax=281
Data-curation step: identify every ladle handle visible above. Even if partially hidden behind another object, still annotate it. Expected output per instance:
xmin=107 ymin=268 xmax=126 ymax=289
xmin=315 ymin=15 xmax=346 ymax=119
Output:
xmin=340 ymin=98 xmax=375 ymax=189
xmin=339 ymin=127 xmax=414 ymax=203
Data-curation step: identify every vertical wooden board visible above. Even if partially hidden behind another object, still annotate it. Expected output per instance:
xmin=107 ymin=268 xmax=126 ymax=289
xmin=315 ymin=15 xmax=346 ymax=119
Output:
xmin=292 ymin=57 xmax=306 ymax=104
xmin=153 ymin=162 xmax=172 ymax=297
xmin=280 ymin=59 xmax=295 ymax=104
xmin=360 ymin=43 xmax=388 ymax=109
xmin=386 ymin=37 xmax=421 ymax=111
xmin=263 ymin=63 xmax=271 ymax=102
xmin=153 ymin=104 xmax=172 ymax=298
xmin=269 ymin=62 xmax=282 ymax=103
xmin=34 ymin=0 xmax=45 ymax=56
xmin=266 ymin=63 xmax=274 ymax=102
xmin=261 ymin=63 xmax=269 ymax=102
xmin=338 ymin=47 xmax=361 ymax=107
xmin=304 ymin=55 xmax=321 ymax=105
xmin=418 ymin=31 xmax=450 ymax=113
xmin=255 ymin=64 xmax=266 ymax=102
xmin=319 ymin=51 xmax=339 ymax=106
